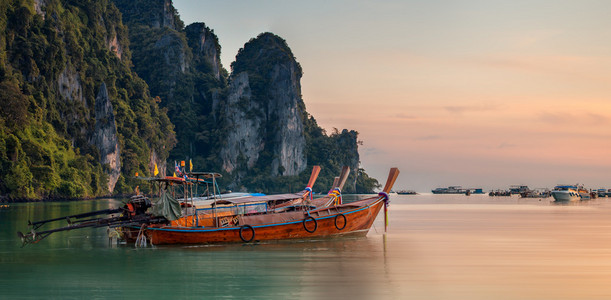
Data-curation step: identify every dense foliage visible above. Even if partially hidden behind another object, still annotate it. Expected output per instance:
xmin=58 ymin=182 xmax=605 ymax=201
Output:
xmin=114 ymin=1 xmax=229 ymax=177
xmin=0 ymin=0 xmax=174 ymax=199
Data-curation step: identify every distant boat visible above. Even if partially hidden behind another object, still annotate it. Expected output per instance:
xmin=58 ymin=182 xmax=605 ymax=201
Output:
xmin=551 ymin=185 xmax=590 ymax=201
xmin=520 ymin=188 xmax=551 ymax=198
xmin=509 ymin=185 xmax=530 ymax=194
xmin=468 ymin=188 xmax=485 ymax=194
xmin=396 ymin=190 xmax=418 ymax=195
xmin=596 ymin=189 xmax=607 ymax=198
xmin=431 ymin=186 xmax=466 ymax=194
xmin=489 ymin=189 xmax=511 ymax=196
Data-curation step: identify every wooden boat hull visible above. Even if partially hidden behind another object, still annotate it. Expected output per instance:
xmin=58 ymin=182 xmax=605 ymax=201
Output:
xmin=127 ymin=197 xmax=385 ymax=245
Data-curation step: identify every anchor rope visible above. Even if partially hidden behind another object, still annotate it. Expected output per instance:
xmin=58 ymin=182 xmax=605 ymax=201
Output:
xmin=135 ymin=224 xmax=147 ymax=248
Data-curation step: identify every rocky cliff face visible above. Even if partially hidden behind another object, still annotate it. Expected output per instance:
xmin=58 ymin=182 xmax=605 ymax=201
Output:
xmin=114 ymin=0 xmax=192 ymax=103
xmin=185 ymin=23 xmax=222 ymax=80
xmin=57 ymin=65 xmax=84 ymax=104
xmin=33 ymin=0 xmax=46 ymax=17
xmin=221 ymin=33 xmax=307 ymax=177
xmin=91 ymin=83 xmax=121 ymax=192
xmin=220 ymin=72 xmax=262 ymax=173
xmin=158 ymin=0 xmax=178 ymax=29
xmin=267 ymin=62 xmax=307 ymax=176
xmin=107 ymin=34 xmax=123 ymax=60
xmin=112 ymin=0 xmax=182 ymax=30
xmin=149 ymin=149 xmax=166 ymax=180
xmin=154 ymin=31 xmax=188 ymax=79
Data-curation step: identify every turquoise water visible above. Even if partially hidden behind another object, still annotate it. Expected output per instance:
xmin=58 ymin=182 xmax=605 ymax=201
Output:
xmin=3 ymin=195 xmax=611 ymax=299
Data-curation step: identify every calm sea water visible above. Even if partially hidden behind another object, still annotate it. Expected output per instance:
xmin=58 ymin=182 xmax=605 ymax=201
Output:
xmin=3 ymin=194 xmax=611 ymax=299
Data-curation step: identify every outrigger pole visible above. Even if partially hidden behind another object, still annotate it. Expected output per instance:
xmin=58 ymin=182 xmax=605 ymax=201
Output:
xmin=17 ymin=196 xmax=166 ymax=247
xmin=27 ymin=208 xmax=123 ymax=230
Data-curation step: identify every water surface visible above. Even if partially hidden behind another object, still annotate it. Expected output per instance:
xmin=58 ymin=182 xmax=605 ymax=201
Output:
xmin=3 ymin=194 xmax=611 ymax=299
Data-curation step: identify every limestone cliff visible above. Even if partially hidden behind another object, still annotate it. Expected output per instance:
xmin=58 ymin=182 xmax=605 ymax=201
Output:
xmin=185 ymin=23 xmax=222 ymax=81
xmin=33 ymin=0 xmax=46 ymax=17
xmin=91 ymin=83 xmax=121 ymax=192
xmin=112 ymin=0 xmax=183 ymax=30
xmin=153 ymin=30 xmax=189 ymax=86
xmin=222 ymin=33 xmax=307 ymax=177
xmin=57 ymin=65 xmax=84 ymax=104
xmin=113 ymin=0 xmax=192 ymax=103
xmin=107 ymin=34 xmax=123 ymax=60
xmin=267 ymin=59 xmax=307 ymax=176
xmin=220 ymin=72 xmax=262 ymax=173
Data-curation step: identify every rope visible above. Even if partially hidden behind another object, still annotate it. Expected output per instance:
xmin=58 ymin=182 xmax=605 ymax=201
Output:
xmin=329 ymin=188 xmax=342 ymax=205
xmin=303 ymin=187 xmax=314 ymax=210
xmin=305 ymin=187 xmax=313 ymax=202
xmin=378 ymin=192 xmax=390 ymax=207
xmin=107 ymin=228 xmax=120 ymax=239
xmin=135 ymin=224 xmax=148 ymax=248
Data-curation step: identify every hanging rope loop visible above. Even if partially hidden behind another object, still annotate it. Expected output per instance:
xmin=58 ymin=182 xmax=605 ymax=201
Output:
xmin=378 ymin=192 xmax=390 ymax=207
xmin=305 ymin=187 xmax=313 ymax=201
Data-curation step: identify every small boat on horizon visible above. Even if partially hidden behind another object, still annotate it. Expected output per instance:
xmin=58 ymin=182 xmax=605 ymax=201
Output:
xmin=431 ymin=186 xmax=482 ymax=195
xmin=396 ymin=190 xmax=418 ymax=195
xmin=509 ymin=185 xmax=530 ymax=195
xmin=467 ymin=188 xmax=485 ymax=194
xmin=596 ymin=189 xmax=607 ymax=198
xmin=489 ymin=189 xmax=511 ymax=196
xmin=431 ymin=186 xmax=466 ymax=194
xmin=520 ymin=188 xmax=551 ymax=198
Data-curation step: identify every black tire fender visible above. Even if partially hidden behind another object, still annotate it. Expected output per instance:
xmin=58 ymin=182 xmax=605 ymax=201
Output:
xmin=239 ymin=225 xmax=255 ymax=242
xmin=334 ymin=213 xmax=347 ymax=230
xmin=303 ymin=216 xmax=317 ymax=233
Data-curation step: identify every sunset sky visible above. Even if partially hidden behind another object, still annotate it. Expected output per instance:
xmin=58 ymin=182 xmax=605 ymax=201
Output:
xmin=173 ymin=0 xmax=611 ymax=192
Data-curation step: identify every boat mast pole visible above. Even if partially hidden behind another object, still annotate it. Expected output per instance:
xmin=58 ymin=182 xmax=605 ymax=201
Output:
xmin=213 ymin=174 xmax=218 ymax=227
xmin=190 ymin=181 xmax=194 ymax=216
xmin=194 ymin=174 xmax=199 ymax=199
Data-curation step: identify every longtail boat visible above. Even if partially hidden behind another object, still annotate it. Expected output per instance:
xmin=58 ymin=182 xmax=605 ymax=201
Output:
xmin=119 ymin=165 xmax=345 ymax=241
xmin=121 ymin=167 xmax=399 ymax=245
xmin=16 ymin=165 xmax=356 ymax=246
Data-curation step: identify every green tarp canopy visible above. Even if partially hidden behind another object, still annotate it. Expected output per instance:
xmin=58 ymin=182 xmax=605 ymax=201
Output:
xmin=151 ymin=190 xmax=183 ymax=221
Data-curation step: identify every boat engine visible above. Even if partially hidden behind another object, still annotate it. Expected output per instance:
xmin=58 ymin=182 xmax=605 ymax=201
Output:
xmin=124 ymin=195 xmax=152 ymax=217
